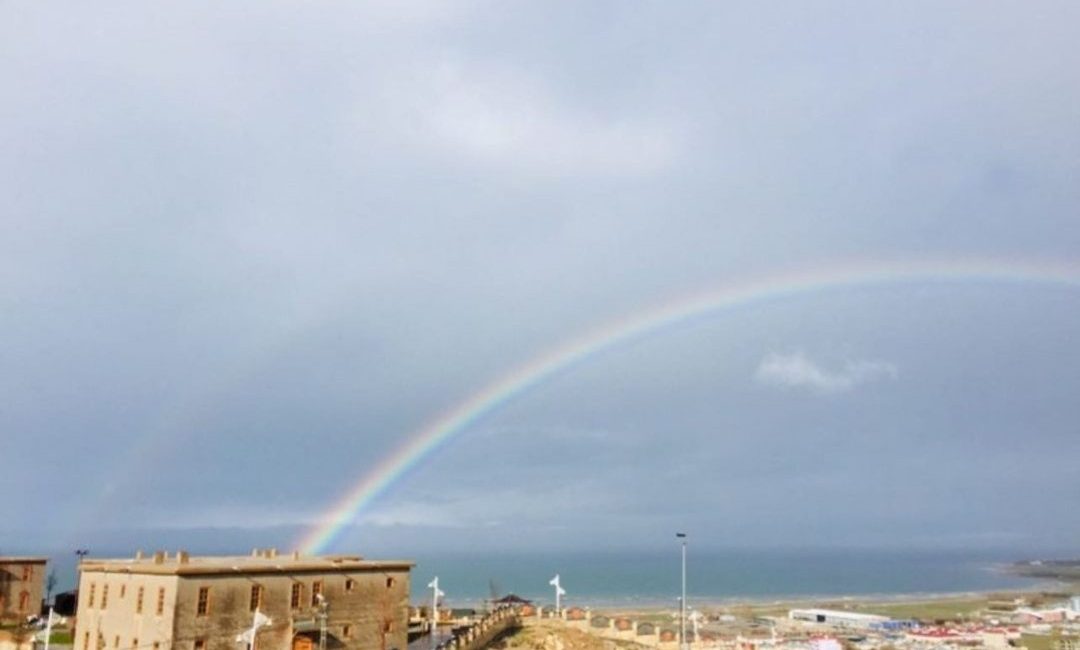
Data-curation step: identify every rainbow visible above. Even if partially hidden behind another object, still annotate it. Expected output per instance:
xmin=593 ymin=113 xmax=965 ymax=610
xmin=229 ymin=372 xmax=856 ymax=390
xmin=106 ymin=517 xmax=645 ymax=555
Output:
xmin=297 ymin=257 xmax=1080 ymax=554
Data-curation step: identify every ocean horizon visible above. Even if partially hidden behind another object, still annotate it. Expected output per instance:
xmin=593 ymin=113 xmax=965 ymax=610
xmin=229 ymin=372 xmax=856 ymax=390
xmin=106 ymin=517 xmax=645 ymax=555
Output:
xmin=35 ymin=547 xmax=1050 ymax=608
xmin=403 ymin=548 xmax=1044 ymax=608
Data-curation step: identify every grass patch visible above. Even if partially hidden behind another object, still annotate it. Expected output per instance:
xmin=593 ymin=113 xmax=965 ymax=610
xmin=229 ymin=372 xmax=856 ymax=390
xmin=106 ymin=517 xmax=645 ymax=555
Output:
xmin=50 ymin=631 xmax=75 ymax=644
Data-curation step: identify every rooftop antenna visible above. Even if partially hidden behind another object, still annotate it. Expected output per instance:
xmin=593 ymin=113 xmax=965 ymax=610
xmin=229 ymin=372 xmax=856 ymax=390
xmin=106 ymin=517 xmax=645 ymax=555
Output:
xmin=548 ymin=574 xmax=566 ymax=616
xmin=427 ymin=577 xmax=444 ymax=649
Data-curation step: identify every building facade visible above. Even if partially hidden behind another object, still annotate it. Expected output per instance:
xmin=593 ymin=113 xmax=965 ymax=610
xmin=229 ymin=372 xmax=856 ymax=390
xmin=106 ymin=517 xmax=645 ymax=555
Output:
xmin=74 ymin=550 xmax=412 ymax=650
xmin=0 ymin=557 xmax=47 ymax=622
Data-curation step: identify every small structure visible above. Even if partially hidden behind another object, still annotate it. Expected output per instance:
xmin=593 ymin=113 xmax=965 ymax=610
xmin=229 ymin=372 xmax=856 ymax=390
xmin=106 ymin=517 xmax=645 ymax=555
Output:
xmin=566 ymin=607 xmax=586 ymax=621
xmin=491 ymin=594 xmax=531 ymax=607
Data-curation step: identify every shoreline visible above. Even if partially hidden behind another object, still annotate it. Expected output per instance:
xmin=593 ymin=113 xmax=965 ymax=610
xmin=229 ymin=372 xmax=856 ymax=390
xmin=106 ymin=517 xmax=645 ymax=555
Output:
xmin=437 ymin=581 xmax=1073 ymax=614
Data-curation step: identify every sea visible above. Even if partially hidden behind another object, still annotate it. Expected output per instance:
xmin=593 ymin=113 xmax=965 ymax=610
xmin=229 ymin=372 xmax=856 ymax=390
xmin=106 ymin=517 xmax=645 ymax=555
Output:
xmin=40 ymin=548 xmax=1045 ymax=609
xmin=403 ymin=549 xmax=1042 ymax=608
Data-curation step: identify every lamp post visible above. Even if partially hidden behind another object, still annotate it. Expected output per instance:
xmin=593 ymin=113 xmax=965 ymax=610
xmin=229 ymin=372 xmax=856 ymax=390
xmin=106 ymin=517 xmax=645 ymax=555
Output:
xmin=676 ymin=533 xmax=687 ymax=650
xmin=74 ymin=549 xmax=89 ymax=594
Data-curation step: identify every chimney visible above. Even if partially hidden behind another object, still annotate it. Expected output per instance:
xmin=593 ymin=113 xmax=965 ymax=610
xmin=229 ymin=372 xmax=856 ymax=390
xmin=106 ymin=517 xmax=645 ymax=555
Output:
xmin=268 ymin=548 xmax=278 ymax=558
xmin=178 ymin=550 xmax=190 ymax=564
xmin=292 ymin=551 xmax=300 ymax=560
xmin=153 ymin=551 xmax=164 ymax=565
xmin=252 ymin=548 xmax=260 ymax=557
xmin=135 ymin=550 xmax=144 ymax=560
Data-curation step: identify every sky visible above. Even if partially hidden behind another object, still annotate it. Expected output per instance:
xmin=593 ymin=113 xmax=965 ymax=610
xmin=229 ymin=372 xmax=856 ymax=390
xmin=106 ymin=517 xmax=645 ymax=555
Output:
xmin=2 ymin=1 xmax=1080 ymax=558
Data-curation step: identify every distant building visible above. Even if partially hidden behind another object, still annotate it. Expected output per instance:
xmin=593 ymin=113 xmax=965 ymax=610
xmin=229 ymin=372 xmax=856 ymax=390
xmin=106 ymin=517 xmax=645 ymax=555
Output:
xmin=54 ymin=590 xmax=79 ymax=617
xmin=74 ymin=549 xmax=413 ymax=650
xmin=1014 ymin=607 xmax=1079 ymax=624
xmin=788 ymin=608 xmax=891 ymax=629
xmin=0 ymin=557 xmax=47 ymax=622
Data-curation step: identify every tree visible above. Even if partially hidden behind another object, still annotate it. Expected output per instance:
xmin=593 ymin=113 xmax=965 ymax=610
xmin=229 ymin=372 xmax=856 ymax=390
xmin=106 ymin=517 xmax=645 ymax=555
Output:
xmin=46 ymin=570 xmax=57 ymax=606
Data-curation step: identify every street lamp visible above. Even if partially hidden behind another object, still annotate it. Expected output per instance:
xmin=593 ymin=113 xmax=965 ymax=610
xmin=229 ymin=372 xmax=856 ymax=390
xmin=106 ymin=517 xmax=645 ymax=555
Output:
xmin=74 ymin=549 xmax=89 ymax=594
xmin=676 ymin=533 xmax=687 ymax=650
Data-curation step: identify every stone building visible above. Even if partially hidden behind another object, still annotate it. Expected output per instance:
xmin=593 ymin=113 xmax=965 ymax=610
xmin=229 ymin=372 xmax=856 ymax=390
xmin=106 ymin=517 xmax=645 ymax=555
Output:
xmin=0 ymin=557 xmax=47 ymax=622
xmin=74 ymin=550 xmax=412 ymax=650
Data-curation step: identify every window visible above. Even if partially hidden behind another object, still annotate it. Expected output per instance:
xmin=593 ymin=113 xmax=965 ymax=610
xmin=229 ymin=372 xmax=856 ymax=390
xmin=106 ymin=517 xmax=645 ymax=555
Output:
xmin=194 ymin=640 xmax=206 ymax=650
xmin=156 ymin=587 xmax=165 ymax=615
xmin=311 ymin=581 xmax=322 ymax=607
xmin=385 ymin=577 xmax=395 ymax=589
xmin=83 ymin=632 xmax=90 ymax=650
xmin=132 ymin=639 xmax=138 ymax=650
xmin=102 ymin=585 xmax=109 ymax=609
xmin=290 ymin=583 xmax=302 ymax=610
xmin=88 ymin=583 xmax=97 ymax=608
xmin=344 ymin=579 xmax=355 ymax=593
xmin=120 ymin=585 xmax=126 ymax=599
xmin=153 ymin=643 xmax=160 ymax=650
xmin=196 ymin=587 xmax=210 ymax=616
xmin=18 ymin=591 xmax=30 ymax=612
xmin=136 ymin=587 xmax=144 ymax=614
xmin=383 ymin=621 xmax=392 ymax=633
xmin=22 ymin=566 xmax=32 ymax=581
xmin=249 ymin=585 xmax=262 ymax=613
xmin=342 ymin=625 xmax=352 ymax=639
xmin=114 ymin=636 xmax=120 ymax=648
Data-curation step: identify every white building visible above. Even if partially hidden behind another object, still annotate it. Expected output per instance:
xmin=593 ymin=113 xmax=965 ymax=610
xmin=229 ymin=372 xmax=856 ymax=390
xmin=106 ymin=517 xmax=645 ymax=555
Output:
xmin=788 ymin=609 xmax=890 ymax=629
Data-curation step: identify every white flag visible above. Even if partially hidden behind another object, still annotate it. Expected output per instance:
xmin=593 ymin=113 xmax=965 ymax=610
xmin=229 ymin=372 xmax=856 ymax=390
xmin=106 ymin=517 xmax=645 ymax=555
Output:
xmin=549 ymin=575 xmax=566 ymax=596
xmin=236 ymin=610 xmax=272 ymax=643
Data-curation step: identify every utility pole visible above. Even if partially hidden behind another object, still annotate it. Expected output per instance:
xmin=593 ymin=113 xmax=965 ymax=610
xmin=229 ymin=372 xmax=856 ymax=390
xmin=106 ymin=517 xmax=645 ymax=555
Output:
xmin=677 ymin=533 xmax=687 ymax=650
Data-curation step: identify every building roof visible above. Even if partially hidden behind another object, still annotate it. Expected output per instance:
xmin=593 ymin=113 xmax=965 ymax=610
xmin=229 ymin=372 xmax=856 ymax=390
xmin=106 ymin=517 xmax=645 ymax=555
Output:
xmin=790 ymin=609 xmax=890 ymax=622
xmin=0 ymin=557 xmax=49 ymax=564
xmin=79 ymin=550 xmax=413 ymax=576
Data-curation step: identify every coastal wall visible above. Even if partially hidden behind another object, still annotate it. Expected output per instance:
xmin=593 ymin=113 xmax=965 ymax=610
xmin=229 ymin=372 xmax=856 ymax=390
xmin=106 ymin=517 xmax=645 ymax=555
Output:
xmin=532 ymin=606 xmax=703 ymax=649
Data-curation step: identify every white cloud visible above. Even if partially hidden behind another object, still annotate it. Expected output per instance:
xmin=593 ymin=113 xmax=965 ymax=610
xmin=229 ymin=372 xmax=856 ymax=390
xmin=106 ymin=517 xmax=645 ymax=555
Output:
xmin=754 ymin=351 xmax=897 ymax=394
xmin=413 ymin=62 xmax=680 ymax=176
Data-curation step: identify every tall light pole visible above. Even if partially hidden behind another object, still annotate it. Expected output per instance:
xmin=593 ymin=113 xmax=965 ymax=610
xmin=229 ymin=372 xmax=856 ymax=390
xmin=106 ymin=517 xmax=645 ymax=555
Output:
xmin=74 ymin=549 xmax=89 ymax=595
xmin=676 ymin=533 xmax=687 ymax=650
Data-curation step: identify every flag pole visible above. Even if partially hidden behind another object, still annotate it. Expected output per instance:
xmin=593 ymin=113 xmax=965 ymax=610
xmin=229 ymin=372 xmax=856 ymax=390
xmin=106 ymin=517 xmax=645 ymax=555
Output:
xmin=43 ymin=606 xmax=56 ymax=650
